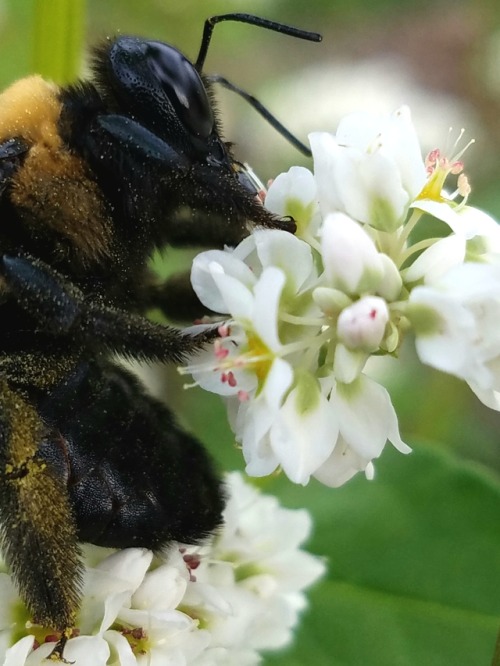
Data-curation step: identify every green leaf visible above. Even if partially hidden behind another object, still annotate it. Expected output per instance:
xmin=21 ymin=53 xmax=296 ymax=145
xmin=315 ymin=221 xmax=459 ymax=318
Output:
xmin=263 ymin=444 xmax=500 ymax=666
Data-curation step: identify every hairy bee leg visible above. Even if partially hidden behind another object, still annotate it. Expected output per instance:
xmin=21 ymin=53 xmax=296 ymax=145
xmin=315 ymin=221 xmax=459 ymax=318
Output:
xmin=47 ymin=629 xmax=73 ymax=663
xmin=82 ymin=303 xmax=218 ymax=361
xmin=1 ymin=255 xmax=217 ymax=362
xmin=0 ymin=379 xmax=82 ymax=636
xmin=165 ymin=166 xmax=292 ymax=247
xmin=141 ymin=270 xmax=212 ymax=323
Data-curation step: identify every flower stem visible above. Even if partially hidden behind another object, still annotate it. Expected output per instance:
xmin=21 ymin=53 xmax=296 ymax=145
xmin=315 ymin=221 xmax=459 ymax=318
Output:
xmin=33 ymin=0 xmax=86 ymax=83
xmin=398 ymin=237 xmax=443 ymax=265
xmin=393 ymin=209 xmax=424 ymax=264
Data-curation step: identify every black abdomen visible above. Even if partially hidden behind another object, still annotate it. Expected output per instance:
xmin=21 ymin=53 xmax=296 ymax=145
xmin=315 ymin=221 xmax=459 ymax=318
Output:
xmin=37 ymin=359 xmax=224 ymax=549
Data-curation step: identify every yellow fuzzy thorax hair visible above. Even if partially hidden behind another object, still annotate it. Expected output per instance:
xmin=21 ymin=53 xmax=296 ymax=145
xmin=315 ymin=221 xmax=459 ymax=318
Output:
xmin=0 ymin=75 xmax=62 ymax=149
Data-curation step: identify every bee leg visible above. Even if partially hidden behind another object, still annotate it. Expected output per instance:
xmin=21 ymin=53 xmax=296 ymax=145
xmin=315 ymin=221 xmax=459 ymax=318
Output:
xmin=1 ymin=255 xmax=218 ymax=362
xmin=0 ymin=379 xmax=82 ymax=648
xmin=95 ymin=114 xmax=189 ymax=168
xmin=47 ymin=629 xmax=73 ymax=663
xmin=141 ymin=269 xmax=212 ymax=323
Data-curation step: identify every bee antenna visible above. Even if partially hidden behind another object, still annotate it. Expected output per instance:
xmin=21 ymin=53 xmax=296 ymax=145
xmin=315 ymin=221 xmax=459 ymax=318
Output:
xmin=206 ymin=74 xmax=311 ymax=157
xmin=195 ymin=13 xmax=322 ymax=72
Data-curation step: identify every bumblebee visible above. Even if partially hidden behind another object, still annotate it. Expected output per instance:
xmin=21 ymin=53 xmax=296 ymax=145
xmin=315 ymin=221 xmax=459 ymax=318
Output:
xmin=0 ymin=12 xmax=320 ymax=658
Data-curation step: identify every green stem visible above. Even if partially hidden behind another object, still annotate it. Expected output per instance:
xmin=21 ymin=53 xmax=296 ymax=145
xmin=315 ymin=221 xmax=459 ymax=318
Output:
xmin=398 ymin=237 xmax=443 ymax=265
xmin=393 ymin=209 xmax=423 ymax=265
xmin=33 ymin=0 xmax=86 ymax=84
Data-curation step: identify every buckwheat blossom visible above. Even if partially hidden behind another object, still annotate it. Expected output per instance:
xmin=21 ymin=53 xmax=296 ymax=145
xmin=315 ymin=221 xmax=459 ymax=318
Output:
xmin=0 ymin=473 xmax=324 ymax=665
xmin=181 ymin=104 xmax=500 ymax=487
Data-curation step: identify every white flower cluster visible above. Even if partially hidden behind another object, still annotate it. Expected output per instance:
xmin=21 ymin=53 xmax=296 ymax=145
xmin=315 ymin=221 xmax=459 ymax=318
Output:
xmin=1 ymin=473 xmax=324 ymax=665
xmin=182 ymin=106 xmax=500 ymax=486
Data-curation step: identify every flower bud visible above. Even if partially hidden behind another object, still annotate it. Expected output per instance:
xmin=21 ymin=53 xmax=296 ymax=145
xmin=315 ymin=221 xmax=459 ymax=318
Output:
xmin=321 ymin=213 xmax=384 ymax=294
xmin=337 ymin=296 xmax=389 ymax=352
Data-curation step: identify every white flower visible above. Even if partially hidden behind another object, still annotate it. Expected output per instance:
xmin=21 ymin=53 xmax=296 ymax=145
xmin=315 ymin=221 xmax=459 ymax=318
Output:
xmin=185 ymin=230 xmax=335 ymax=482
xmin=264 ymin=166 xmax=320 ymax=238
xmin=182 ymin=473 xmax=326 ymax=653
xmin=408 ymin=261 xmax=500 ymax=408
xmin=310 ymin=106 xmax=426 ymax=231
xmin=184 ymin=182 xmax=409 ymax=486
xmin=182 ymin=103 xmax=500 ymax=489
xmin=0 ymin=475 xmax=324 ymax=666
xmin=312 ymin=374 xmax=410 ymax=487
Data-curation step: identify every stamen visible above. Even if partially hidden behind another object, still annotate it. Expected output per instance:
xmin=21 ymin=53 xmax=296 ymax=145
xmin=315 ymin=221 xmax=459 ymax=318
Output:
xmin=425 ymin=149 xmax=441 ymax=173
xmin=450 ymin=161 xmax=464 ymax=175
xmin=214 ymin=339 xmax=230 ymax=360
xmin=457 ymin=173 xmax=471 ymax=197
xmin=419 ymin=130 xmax=474 ymax=203
xmin=182 ymin=380 xmax=200 ymax=389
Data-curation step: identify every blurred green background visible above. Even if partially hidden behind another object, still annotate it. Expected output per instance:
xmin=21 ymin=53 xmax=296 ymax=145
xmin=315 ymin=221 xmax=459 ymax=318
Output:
xmin=3 ymin=0 xmax=500 ymax=664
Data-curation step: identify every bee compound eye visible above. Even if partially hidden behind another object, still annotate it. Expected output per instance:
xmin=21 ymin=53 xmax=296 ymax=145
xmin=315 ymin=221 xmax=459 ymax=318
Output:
xmin=145 ymin=41 xmax=214 ymax=139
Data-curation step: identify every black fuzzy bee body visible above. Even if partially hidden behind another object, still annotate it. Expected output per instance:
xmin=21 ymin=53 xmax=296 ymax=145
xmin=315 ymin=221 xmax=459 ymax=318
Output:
xmin=0 ymin=13 xmax=320 ymax=658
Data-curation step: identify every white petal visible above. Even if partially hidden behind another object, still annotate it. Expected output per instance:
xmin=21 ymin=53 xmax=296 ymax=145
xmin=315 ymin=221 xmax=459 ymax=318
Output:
xmin=253 ymin=230 xmax=316 ymax=292
xmin=4 ymin=636 xmax=35 ymax=666
xmin=210 ymin=266 xmax=255 ymax=320
xmin=67 ymin=636 xmax=110 ymax=666
xmin=335 ymin=149 xmax=409 ymax=230
xmin=99 ymin=591 xmax=132 ymax=633
xmin=467 ymin=381 xmax=500 ymax=411
xmin=459 ymin=206 xmax=500 ymax=259
xmin=309 ymin=132 xmax=344 ymax=215
xmin=79 ymin=549 xmax=152 ymax=633
xmin=252 ymin=267 xmax=285 ymax=350
xmin=334 ymin=107 xmax=425 ymax=196
xmin=320 ymin=213 xmax=384 ymax=294
xmin=312 ymin=107 xmax=425 ymax=223
xmin=335 ymin=111 xmax=388 ymax=150
xmin=264 ymin=549 xmax=327 ymax=593
xmin=378 ymin=106 xmax=426 ymax=199
xmin=333 ymin=375 xmax=410 ymax=458
xmin=313 ymin=437 xmax=369 ymax=487
xmin=25 ymin=636 xmax=110 ymax=666
xmin=411 ymin=199 xmax=462 ymax=233
xmin=132 ymin=563 xmax=187 ymax=611
xmin=102 ymin=631 xmax=137 ymax=666
xmin=239 ymin=359 xmax=293 ymax=476
xmin=191 ymin=251 xmax=256 ymax=313
xmin=409 ymin=284 xmax=490 ymax=385
xmin=269 ymin=380 xmax=338 ymax=484
xmin=265 ymin=166 xmax=317 ymax=216
xmin=260 ymin=357 xmax=294 ymax=411
xmin=95 ymin=548 xmax=153 ymax=590
xmin=404 ymin=234 xmax=466 ymax=284
xmin=377 ymin=253 xmax=403 ymax=301
xmin=333 ymin=344 xmax=368 ymax=384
